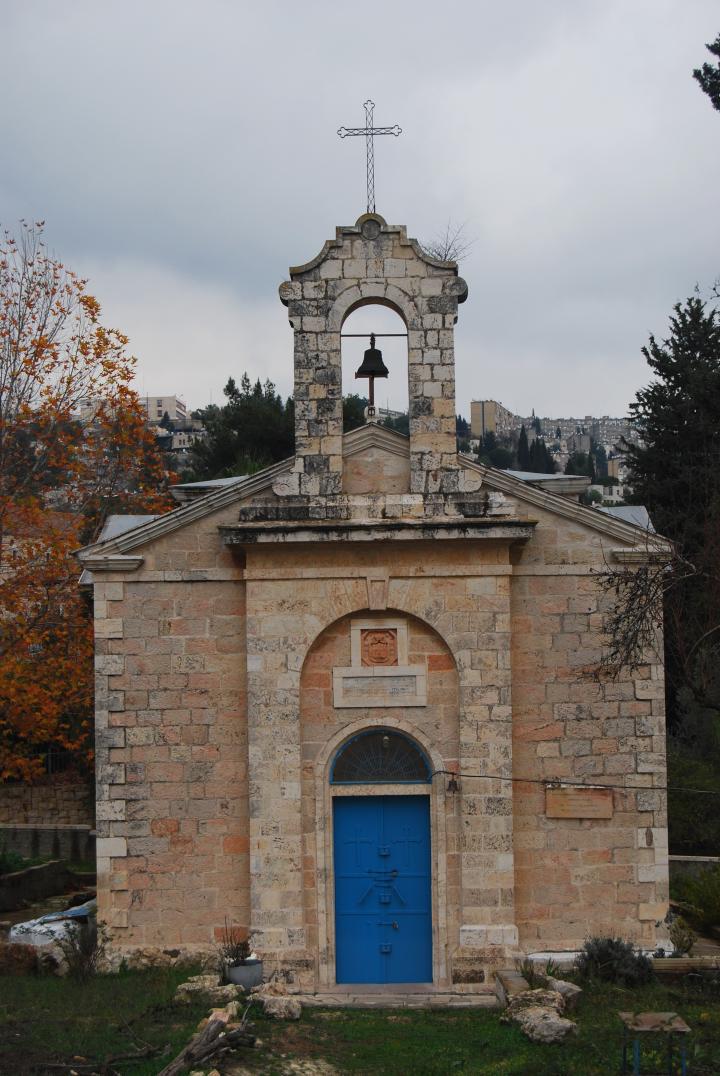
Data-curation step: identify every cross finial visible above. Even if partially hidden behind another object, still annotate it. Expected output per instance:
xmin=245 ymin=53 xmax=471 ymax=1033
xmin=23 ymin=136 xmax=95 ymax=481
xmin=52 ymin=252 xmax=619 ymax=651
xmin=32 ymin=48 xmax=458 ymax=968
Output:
xmin=338 ymin=100 xmax=402 ymax=213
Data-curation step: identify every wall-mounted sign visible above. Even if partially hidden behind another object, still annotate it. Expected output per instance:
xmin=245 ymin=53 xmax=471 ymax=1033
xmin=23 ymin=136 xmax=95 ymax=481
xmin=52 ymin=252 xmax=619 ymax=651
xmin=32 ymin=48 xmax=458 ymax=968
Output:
xmin=545 ymin=785 xmax=613 ymax=819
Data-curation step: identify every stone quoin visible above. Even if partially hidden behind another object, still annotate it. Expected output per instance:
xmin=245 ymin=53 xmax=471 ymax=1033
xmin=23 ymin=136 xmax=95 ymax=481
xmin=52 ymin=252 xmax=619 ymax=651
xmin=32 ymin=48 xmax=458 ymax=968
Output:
xmin=77 ymin=214 xmax=670 ymax=992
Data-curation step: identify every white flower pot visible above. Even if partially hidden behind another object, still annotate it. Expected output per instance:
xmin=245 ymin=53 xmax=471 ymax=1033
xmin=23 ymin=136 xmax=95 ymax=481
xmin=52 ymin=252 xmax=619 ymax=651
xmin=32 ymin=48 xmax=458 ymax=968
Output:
xmin=225 ymin=959 xmax=263 ymax=989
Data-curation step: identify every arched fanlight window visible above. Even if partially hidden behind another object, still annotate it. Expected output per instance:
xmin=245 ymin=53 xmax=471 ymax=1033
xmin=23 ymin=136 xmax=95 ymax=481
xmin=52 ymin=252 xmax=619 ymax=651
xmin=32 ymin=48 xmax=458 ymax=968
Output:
xmin=330 ymin=729 xmax=431 ymax=784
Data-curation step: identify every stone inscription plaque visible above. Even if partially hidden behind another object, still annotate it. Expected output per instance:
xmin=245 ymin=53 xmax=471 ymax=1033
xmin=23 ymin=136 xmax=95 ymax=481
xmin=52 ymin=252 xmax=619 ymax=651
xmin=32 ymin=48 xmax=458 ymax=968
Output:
xmin=545 ymin=786 xmax=613 ymax=819
xmin=360 ymin=629 xmax=398 ymax=667
xmin=345 ymin=674 xmax=415 ymax=699
xmin=332 ymin=665 xmax=427 ymax=708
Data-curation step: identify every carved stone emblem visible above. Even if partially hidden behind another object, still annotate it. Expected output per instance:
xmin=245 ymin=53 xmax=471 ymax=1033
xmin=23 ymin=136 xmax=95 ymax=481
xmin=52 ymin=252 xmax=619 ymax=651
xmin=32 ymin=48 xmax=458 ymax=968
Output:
xmin=360 ymin=629 xmax=398 ymax=667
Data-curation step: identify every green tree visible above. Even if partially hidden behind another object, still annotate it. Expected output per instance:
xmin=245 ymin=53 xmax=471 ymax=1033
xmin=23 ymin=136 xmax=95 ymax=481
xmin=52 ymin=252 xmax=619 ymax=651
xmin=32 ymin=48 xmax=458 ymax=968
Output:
xmin=476 ymin=431 xmax=514 ymax=470
xmin=190 ymin=375 xmax=294 ymax=479
xmin=626 ymin=298 xmax=720 ymax=710
xmin=694 ymin=33 xmax=720 ymax=112
xmin=517 ymin=425 xmax=530 ymax=470
xmin=565 ymin=450 xmax=595 ymax=481
xmin=592 ymin=441 xmax=608 ymax=478
xmin=600 ymin=298 xmax=720 ymax=849
xmin=528 ymin=438 xmax=556 ymax=474
xmin=381 ymin=412 xmax=410 ymax=436
xmin=343 ymin=394 xmax=368 ymax=432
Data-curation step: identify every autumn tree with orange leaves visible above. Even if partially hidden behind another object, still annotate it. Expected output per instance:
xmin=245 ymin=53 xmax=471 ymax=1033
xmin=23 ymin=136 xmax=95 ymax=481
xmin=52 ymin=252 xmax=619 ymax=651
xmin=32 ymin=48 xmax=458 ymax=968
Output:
xmin=0 ymin=222 xmax=174 ymax=780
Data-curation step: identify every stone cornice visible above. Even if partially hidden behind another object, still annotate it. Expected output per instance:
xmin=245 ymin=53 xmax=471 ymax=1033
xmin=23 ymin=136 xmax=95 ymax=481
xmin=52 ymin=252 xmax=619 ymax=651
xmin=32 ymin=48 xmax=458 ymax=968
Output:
xmin=610 ymin=547 xmax=673 ymax=564
xmin=78 ymin=554 xmax=145 ymax=572
xmin=219 ymin=518 xmax=536 ymax=546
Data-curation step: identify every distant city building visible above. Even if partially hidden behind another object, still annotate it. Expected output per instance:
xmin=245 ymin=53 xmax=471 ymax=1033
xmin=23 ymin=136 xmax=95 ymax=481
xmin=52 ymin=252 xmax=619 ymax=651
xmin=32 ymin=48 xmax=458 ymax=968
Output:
xmin=567 ymin=432 xmax=591 ymax=455
xmin=78 ymin=397 xmax=105 ymax=425
xmin=470 ymin=399 xmax=515 ymax=438
xmin=140 ymin=395 xmax=187 ymax=425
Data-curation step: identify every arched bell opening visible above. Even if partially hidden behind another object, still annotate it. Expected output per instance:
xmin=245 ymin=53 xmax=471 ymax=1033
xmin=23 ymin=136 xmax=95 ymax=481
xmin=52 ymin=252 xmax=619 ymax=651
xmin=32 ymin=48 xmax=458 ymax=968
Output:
xmin=341 ymin=303 xmax=409 ymax=431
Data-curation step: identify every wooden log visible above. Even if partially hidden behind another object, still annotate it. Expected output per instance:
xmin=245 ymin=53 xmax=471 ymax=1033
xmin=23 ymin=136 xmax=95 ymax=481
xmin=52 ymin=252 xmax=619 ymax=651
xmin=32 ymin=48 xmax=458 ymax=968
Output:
xmin=157 ymin=1005 xmax=255 ymax=1076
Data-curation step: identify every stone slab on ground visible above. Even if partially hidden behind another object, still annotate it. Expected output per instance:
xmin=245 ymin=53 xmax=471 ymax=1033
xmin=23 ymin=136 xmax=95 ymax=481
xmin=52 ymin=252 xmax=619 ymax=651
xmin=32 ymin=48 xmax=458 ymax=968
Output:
xmin=495 ymin=968 xmax=530 ymax=1006
xmin=294 ymin=991 xmax=498 ymax=1009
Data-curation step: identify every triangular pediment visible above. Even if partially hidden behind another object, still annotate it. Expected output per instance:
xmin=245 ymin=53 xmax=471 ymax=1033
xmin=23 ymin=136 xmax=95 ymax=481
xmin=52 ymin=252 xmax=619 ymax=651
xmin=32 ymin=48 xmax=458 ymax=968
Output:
xmin=75 ymin=434 xmax=668 ymax=571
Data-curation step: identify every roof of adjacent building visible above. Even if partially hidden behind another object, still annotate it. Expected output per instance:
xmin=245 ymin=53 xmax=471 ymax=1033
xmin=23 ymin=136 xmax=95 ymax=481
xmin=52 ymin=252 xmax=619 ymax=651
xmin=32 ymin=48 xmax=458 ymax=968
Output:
xmin=597 ymin=504 xmax=654 ymax=531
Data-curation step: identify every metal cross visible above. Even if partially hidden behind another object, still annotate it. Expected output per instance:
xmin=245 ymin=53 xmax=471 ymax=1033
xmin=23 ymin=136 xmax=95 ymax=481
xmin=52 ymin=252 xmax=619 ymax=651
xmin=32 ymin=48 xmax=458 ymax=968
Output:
xmin=338 ymin=100 xmax=402 ymax=214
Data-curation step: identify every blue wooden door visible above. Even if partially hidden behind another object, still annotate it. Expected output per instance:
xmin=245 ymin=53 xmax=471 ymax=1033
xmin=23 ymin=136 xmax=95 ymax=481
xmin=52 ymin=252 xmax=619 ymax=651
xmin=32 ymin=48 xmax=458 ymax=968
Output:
xmin=333 ymin=795 xmax=432 ymax=984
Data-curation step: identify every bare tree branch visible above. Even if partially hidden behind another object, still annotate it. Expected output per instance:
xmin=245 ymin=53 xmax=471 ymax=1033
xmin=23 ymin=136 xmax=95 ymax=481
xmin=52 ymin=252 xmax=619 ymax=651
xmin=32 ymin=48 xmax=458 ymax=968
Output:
xmin=421 ymin=220 xmax=475 ymax=263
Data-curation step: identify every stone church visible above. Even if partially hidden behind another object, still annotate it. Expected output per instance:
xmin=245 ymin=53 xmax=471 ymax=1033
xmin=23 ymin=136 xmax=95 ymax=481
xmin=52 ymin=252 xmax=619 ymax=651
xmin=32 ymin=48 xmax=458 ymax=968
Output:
xmin=79 ymin=213 xmax=669 ymax=993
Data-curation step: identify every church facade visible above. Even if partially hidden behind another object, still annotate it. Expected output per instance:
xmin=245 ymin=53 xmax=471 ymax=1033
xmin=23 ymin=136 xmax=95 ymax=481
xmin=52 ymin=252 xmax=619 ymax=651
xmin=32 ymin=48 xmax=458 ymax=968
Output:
xmin=79 ymin=215 xmax=669 ymax=992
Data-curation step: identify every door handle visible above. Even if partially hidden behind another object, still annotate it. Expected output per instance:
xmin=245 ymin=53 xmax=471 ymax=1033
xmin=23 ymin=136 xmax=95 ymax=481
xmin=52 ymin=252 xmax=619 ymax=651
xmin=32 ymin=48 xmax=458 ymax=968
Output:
xmin=377 ymin=921 xmax=399 ymax=930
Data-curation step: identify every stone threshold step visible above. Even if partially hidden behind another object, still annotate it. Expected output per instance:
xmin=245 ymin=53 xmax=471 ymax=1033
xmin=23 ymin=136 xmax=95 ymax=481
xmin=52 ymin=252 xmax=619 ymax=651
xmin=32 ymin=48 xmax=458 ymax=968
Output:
xmin=295 ymin=992 xmax=499 ymax=1010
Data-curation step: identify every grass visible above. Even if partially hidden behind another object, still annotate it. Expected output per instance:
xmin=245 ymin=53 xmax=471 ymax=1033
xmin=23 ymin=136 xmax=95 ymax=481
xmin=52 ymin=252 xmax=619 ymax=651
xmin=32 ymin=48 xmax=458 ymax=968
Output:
xmin=0 ymin=972 xmax=719 ymax=1074
xmin=0 ymin=966 xmax=209 ymax=1074
xmin=241 ymin=981 xmax=720 ymax=1075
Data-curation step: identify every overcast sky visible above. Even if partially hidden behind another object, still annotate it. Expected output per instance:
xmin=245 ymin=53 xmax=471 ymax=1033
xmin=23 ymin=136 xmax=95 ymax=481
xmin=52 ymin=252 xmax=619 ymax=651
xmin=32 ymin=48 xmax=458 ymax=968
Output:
xmin=2 ymin=1 xmax=718 ymax=419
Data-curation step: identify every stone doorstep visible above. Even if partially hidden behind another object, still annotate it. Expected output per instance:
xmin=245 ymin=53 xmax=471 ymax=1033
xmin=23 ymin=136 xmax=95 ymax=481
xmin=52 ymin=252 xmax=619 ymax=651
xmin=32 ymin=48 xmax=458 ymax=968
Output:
xmin=295 ymin=991 xmax=499 ymax=1010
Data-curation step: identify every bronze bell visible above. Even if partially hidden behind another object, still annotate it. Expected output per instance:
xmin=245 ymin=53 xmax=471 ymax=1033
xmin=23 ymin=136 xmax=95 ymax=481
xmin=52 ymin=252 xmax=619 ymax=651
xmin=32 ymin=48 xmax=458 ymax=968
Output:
xmin=355 ymin=334 xmax=389 ymax=380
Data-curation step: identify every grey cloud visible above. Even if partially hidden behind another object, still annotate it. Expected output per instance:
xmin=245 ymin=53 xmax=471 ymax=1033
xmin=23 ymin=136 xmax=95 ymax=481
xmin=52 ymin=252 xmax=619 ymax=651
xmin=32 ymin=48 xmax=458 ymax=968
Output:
xmin=1 ymin=0 xmax=718 ymax=416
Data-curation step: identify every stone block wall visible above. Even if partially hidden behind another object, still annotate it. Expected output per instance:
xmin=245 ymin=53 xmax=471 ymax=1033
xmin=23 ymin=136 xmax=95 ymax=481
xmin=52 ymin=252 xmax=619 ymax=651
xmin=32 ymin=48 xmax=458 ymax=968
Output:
xmin=509 ymin=502 xmax=668 ymax=950
xmin=244 ymin=537 xmax=519 ymax=987
xmin=85 ymin=459 xmax=670 ymax=979
xmin=92 ymin=519 xmax=250 ymax=946
xmin=0 ymin=778 xmax=93 ymax=826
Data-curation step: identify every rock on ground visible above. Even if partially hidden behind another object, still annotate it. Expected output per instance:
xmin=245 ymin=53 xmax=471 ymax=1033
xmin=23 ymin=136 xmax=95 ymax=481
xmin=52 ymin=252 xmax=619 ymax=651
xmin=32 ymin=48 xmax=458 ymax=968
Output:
xmin=513 ymin=1005 xmax=578 ymax=1044
xmin=262 ymin=996 xmax=302 ymax=1020
xmin=505 ymin=988 xmax=565 ymax=1016
xmin=174 ymin=974 xmax=242 ymax=1006
xmin=503 ymin=987 xmax=577 ymax=1044
xmin=546 ymin=977 xmax=583 ymax=1011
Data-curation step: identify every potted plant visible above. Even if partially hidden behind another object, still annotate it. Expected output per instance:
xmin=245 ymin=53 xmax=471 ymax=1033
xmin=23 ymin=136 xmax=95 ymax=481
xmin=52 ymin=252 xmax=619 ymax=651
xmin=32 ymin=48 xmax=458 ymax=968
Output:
xmin=219 ymin=919 xmax=263 ymax=989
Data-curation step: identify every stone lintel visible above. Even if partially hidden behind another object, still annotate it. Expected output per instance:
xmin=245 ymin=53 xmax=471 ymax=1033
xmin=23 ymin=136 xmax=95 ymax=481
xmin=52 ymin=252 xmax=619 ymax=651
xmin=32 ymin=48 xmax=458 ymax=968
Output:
xmin=220 ymin=520 xmax=536 ymax=546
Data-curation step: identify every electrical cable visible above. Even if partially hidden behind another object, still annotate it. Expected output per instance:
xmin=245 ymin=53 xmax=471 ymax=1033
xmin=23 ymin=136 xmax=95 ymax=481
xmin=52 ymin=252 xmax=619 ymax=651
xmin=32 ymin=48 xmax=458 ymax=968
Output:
xmin=429 ymin=769 xmax=720 ymax=796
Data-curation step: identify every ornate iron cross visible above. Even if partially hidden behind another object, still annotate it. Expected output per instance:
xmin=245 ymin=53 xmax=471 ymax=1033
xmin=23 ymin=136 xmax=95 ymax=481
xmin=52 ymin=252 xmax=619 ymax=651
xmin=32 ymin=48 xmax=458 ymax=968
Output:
xmin=338 ymin=100 xmax=402 ymax=214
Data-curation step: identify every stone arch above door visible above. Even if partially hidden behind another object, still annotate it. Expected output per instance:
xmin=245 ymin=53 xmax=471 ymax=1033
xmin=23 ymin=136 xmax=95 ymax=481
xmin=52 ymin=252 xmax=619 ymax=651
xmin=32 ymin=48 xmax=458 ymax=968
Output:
xmin=298 ymin=610 xmax=460 ymax=988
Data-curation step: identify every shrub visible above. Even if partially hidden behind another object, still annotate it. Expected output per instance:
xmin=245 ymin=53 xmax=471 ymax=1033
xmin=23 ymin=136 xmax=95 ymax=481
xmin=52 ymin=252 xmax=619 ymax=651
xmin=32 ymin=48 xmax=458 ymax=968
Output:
xmin=0 ymin=843 xmax=25 ymax=875
xmin=575 ymin=937 xmax=654 ymax=986
xmin=673 ymin=865 xmax=720 ymax=933
xmin=218 ymin=918 xmax=257 ymax=967
xmin=55 ymin=920 xmax=108 ymax=981
xmin=516 ymin=957 xmax=543 ymax=988
xmin=668 ymin=916 xmax=696 ymax=956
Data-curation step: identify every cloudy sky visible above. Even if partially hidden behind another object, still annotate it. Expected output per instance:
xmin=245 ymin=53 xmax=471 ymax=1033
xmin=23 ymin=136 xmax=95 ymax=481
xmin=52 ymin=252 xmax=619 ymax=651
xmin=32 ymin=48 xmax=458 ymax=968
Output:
xmin=2 ymin=1 xmax=718 ymax=419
